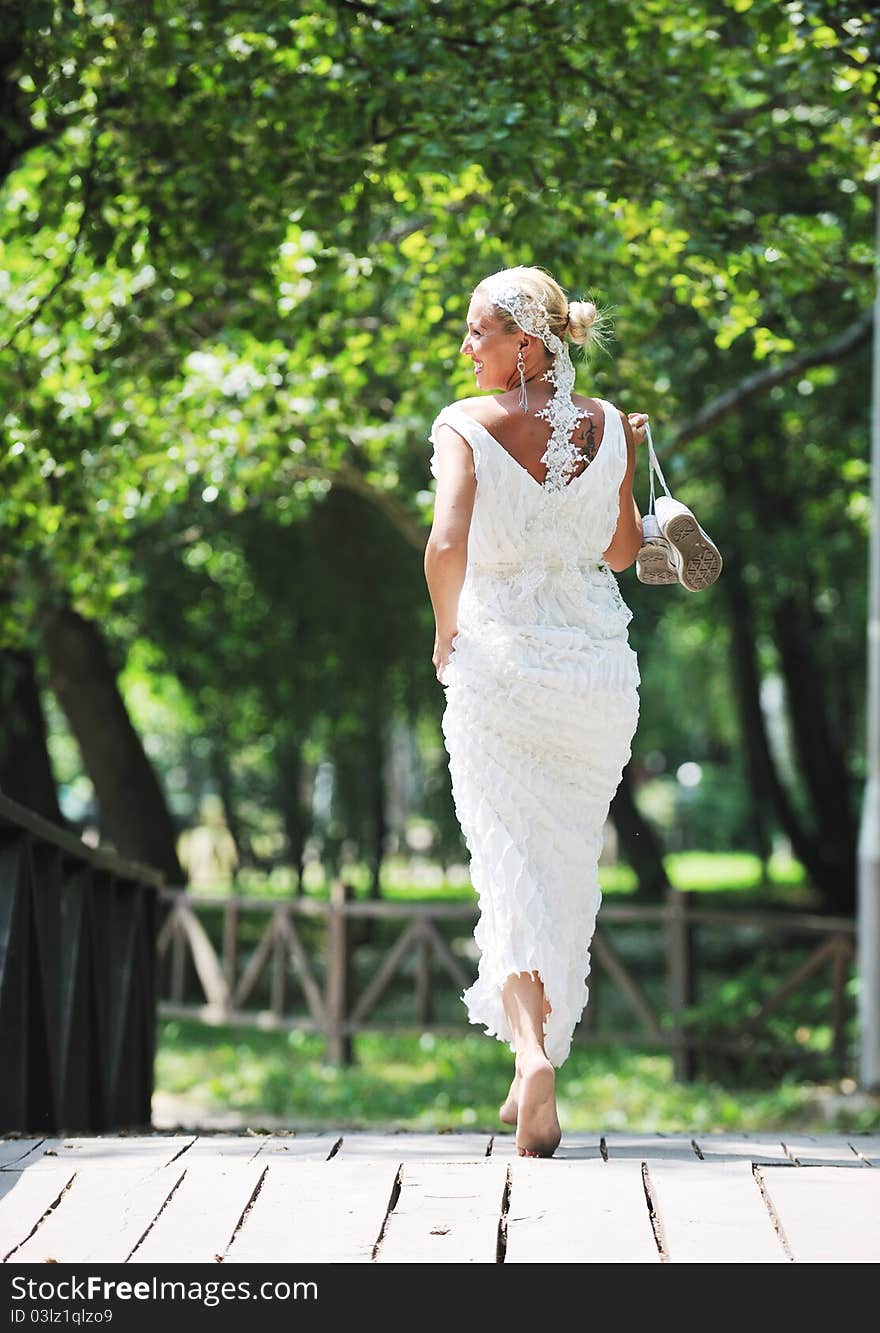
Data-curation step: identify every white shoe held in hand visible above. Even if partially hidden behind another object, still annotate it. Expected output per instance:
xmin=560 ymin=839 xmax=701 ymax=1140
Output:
xmin=654 ymin=495 xmax=723 ymax=592
xmin=636 ymin=513 xmax=679 ymax=585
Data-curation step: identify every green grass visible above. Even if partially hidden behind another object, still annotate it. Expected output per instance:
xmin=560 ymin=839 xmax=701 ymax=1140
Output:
xmin=201 ymin=849 xmax=809 ymax=903
xmin=156 ymin=1020 xmax=879 ymax=1135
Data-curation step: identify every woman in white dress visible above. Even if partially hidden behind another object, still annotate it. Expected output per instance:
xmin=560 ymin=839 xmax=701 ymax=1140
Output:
xmin=423 ymin=266 xmax=647 ymax=1157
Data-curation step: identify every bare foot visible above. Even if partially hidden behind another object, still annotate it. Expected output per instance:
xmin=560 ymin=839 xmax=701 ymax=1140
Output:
xmin=515 ymin=1052 xmax=561 ymax=1158
xmin=499 ymin=1069 xmax=521 ymax=1125
xmin=501 ymin=993 xmax=552 ymax=1126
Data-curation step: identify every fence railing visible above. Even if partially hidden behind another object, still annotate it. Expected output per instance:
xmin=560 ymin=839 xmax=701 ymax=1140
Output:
xmin=0 ymin=793 xmax=162 ymax=1133
xmin=157 ymin=882 xmax=856 ymax=1080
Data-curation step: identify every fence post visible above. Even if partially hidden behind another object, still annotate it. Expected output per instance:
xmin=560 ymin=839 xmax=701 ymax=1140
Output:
xmin=666 ymin=887 xmax=697 ymax=1081
xmin=170 ymin=902 xmax=187 ymax=1004
xmin=223 ymin=901 xmax=239 ymax=1003
xmin=271 ymin=908 xmax=287 ymax=1018
xmin=832 ymin=936 xmax=850 ymax=1076
xmin=326 ymin=879 xmax=354 ymax=1066
xmin=416 ymin=928 xmax=433 ymax=1024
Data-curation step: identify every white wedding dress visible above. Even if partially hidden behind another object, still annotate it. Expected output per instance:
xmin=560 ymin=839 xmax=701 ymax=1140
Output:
xmin=429 ymin=400 xmax=641 ymax=1067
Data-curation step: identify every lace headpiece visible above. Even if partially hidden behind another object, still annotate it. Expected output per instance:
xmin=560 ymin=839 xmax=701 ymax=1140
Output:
xmin=479 ymin=271 xmax=590 ymax=494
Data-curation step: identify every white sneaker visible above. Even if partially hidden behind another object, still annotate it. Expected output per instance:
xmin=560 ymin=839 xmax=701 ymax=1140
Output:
xmin=654 ymin=495 xmax=723 ymax=592
xmin=636 ymin=513 xmax=679 ymax=585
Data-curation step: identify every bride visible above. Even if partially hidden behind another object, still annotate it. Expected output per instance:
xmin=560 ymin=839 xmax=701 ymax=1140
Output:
xmin=425 ymin=265 xmax=648 ymax=1156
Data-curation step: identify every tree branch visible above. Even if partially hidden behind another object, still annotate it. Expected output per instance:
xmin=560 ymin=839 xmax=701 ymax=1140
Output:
xmin=163 ymin=455 xmax=429 ymax=555
xmin=0 ymin=139 xmax=96 ymax=354
xmin=159 ymin=310 xmax=874 ymax=565
xmin=670 ymin=309 xmax=873 ymax=446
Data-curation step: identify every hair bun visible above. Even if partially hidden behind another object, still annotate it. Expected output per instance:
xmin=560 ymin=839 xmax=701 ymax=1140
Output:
xmin=566 ymin=299 xmax=599 ymax=348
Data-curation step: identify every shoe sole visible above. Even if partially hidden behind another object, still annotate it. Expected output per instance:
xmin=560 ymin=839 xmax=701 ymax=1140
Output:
xmin=663 ymin=514 xmax=723 ymax=591
xmin=636 ymin=543 xmax=679 ymax=585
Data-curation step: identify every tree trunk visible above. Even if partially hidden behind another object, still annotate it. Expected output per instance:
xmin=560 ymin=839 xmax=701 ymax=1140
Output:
xmin=770 ymin=587 xmax=857 ymax=908
xmin=210 ymin=742 xmax=244 ymax=874
xmin=367 ymin=715 xmax=387 ymax=901
xmin=721 ymin=439 xmax=857 ymax=913
xmin=41 ymin=605 xmax=185 ymax=882
xmin=718 ymin=520 xmax=855 ymax=911
xmin=0 ymin=648 xmax=65 ymax=826
xmin=610 ymin=764 xmax=671 ymax=900
xmin=720 ymin=552 xmax=814 ymax=854
xmin=275 ymin=733 xmax=309 ymax=896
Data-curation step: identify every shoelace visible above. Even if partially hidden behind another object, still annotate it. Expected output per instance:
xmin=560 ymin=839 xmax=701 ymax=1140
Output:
xmin=645 ymin=423 xmax=674 ymax=518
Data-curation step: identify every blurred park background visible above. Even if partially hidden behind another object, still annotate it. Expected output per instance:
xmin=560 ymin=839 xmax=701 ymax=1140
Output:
xmin=1 ymin=0 xmax=878 ymax=1134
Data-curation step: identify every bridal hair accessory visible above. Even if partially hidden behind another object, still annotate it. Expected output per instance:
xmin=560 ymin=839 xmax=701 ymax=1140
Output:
xmin=480 ymin=272 xmax=591 ymax=494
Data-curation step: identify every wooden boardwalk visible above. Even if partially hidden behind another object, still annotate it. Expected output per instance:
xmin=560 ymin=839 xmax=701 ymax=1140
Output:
xmin=1 ymin=1132 xmax=878 ymax=1263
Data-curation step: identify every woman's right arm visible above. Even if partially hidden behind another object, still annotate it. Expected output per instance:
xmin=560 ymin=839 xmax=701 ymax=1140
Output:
xmin=424 ymin=424 xmax=476 ymax=678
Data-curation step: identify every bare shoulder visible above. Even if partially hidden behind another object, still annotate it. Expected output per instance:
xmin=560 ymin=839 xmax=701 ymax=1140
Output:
xmin=572 ymin=393 xmax=607 ymax=441
xmin=449 ymin=394 xmax=497 ymax=427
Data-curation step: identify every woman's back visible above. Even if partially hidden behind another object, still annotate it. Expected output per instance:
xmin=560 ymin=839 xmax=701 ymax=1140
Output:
xmin=453 ymin=392 xmax=608 ymax=488
xmin=429 ymin=394 xmax=631 ymax=588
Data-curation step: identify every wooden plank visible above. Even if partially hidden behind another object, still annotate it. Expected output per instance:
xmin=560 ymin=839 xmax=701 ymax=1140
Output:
xmin=602 ymin=1134 xmax=700 ymax=1161
xmin=180 ymin=1133 xmax=338 ymax=1162
xmin=780 ymin=1135 xmax=866 ymax=1166
xmin=178 ymin=902 xmax=229 ymax=1007
xmin=225 ymin=1161 xmax=398 ymax=1263
xmin=130 ymin=1161 xmax=266 ymax=1263
xmin=0 ymin=1138 xmax=43 ymax=1169
xmin=666 ymin=888 xmax=697 ymax=1080
xmin=334 ymin=1132 xmax=491 ymax=1160
xmin=556 ymin=1134 xmax=604 ymax=1160
xmin=377 ymin=1160 xmax=507 ymax=1263
xmin=591 ymin=933 xmax=665 ymax=1039
xmin=693 ymin=1134 xmax=791 ymax=1165
xmin=253 ymin=1134 xmax=341 ymax=1160
xmin=349 ymin=920 xmax=423 ymax=1024
xmin=760 ymin=1165 xmax=880 ymax=1262
xmin=278 ymin=912 xmax=326 ymax=1024
xmin=0 ymin=1166 xmax=77 ymax=1259
xmin=0 ymin=791 xmax=163 ymax=886
xmin=177 ymin=1136 xmax=266 ymax=1161
xmin=505 ymin=1159 xmax=660 ymax=1263
xmin=744 ymin=937 xmax=839 ymax=1031
xmin=848 ymin=1134 xmax=880 ymax=1166
xmin=491 ymin=1133 xmax=603 ymax=1160
xmin=24 ymin=1137 xmax=194 ymax=1170
xmin=648 ymin=1161 xmax=787 ymax=1263
xmin=490 ymin=1134 xmax=519 ymax=1158
xmin=9 ymin=1164 xmax=185 ymax=1263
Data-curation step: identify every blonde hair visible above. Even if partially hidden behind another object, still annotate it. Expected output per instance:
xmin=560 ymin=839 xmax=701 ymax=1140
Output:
xmin=474 ymin=265 xmax=609 ymax=354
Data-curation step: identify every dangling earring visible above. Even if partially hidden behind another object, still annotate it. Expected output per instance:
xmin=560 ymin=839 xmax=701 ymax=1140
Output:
xmin=517 ymin=347 xmax=528 ymax=412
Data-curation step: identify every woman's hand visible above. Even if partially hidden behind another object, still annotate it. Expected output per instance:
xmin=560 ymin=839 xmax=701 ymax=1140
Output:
xmin=433 ymin=631 xmax=459 ymax=683
xmin=627 ymin=412 xmax=650 ymax=446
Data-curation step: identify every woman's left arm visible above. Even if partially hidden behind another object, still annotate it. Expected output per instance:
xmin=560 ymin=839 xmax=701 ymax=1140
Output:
xmin=424 ymin=423 xmax=477 ymax=681
xmin=603 ymin=410 xmax=645 ymax=573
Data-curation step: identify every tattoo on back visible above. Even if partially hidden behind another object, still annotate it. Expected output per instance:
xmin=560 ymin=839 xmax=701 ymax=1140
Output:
xmin=569 ymin=411 xmax=599 ymax=476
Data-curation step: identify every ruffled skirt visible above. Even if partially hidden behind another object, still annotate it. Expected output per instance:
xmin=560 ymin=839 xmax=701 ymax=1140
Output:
xmin=440 ymin=567 xmax=640 ymax=1067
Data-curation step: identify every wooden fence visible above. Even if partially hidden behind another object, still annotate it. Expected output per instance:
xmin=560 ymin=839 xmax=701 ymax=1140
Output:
xmin=157 ymin=883 xmax=856 ymax=1080
xmin=0 ymin=793 xmax=162 ymax=1132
